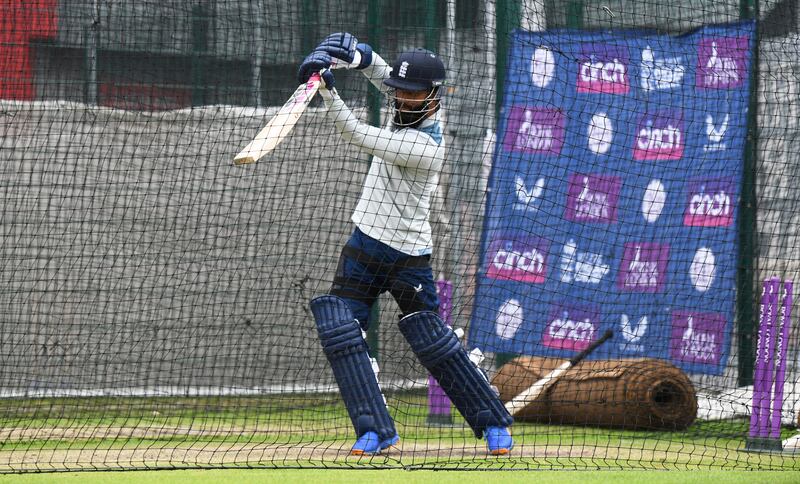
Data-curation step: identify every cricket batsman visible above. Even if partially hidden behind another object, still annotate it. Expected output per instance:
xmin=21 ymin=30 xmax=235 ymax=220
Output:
xmin=297 ymin=32 xmax=513 ymax=456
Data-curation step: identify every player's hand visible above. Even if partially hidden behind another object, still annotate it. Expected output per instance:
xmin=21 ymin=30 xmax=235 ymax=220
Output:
xmin=297 ymin=50 xmax=331 ymax=84
xmin=320 ymin=69 xmax=335 ymax=90
xmin=316 ymin=32 xmax=357 ymax=64
xmin=317 ymin=33 xmax=372 ymax=69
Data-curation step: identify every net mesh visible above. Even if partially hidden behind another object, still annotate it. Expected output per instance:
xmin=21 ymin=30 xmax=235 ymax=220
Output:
xmin=0 ymin=0 xmax=798 ymax=472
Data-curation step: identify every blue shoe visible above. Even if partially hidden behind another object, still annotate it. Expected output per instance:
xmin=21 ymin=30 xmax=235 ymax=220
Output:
xmin=350 ymin=431 xmax=400 ymax=455
xmin=485 ymin=426 xmax=513 ymax=455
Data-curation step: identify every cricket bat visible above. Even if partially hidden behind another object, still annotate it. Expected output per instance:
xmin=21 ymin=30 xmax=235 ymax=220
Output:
xmin=504 ymin=330 xmax=613 ymax=416
xmin=233 ymin=52 xmax=360 ymax=166
xmin=232 ymin=73 xmax=322 ymax=165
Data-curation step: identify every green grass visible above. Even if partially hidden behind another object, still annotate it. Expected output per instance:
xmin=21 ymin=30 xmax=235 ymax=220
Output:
xmin=0 ymin=469 xmax=799 ymax=484
xmin=0 ymin=394 xmax=797 ymax=472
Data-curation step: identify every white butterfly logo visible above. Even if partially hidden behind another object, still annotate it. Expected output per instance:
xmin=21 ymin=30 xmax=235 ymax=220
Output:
xmin=706 ymin=114 xmax=729 ymax=143
xmin=621 ymin=314 xmax=648 ymax=343
xmin=515 ymin=176 xmax=545 ymax=205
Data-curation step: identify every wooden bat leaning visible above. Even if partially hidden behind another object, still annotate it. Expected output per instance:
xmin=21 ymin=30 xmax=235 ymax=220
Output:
xmin=232 ymin=73 xmax=322 ymax=165
xmin=504 ymin=329 xmax=613 ymax=416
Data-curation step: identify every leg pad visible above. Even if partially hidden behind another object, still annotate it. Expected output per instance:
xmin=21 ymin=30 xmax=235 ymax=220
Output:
xmin=311 ymin=295 xmax=396 ymax=441
xmin=399 ymin=310 xmax=513 ymax=438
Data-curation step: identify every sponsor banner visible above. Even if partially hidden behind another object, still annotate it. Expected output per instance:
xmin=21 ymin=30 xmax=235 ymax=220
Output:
xmin=543 ymin=303 xmax=600 ymax=351
xmin=559 ymin=239 xmax=611 ymax=285
xmin=485 ymin=236 xmax=549 ymax=284
xmin=530 ymin=46 xmax=557 ymax=88
xmin=576 ymin=44 xmax=630 ymax=94
xmin=503 ymin=107 xmax=566 ymax=155
xmin=617 ymin=242 xmax=670 ymax=293
xmin=633 ymin=110 xmax=684 ymax=161
xmin=564 ymin=174 xmax=621 ymax=223
xmin=703 ymin=113 xmax=730 ymax=152
xmin=669 ymin=311 xmax=727 ymax=369
xmin=618 ymin=313 xmax=650 ymax=355
xmin=696 ymin=36 xmax=749 ymax=89
xmin=473 ymin=21 xmax=754 ymax=375
xmin=640 ymin=45 xmax=686 ymax=92
xmin=683 ymin=177 xmax=736 ymax=227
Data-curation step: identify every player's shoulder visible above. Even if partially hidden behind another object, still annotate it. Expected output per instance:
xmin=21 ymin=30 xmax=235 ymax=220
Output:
xmin=412 ymin=119 xmax=444 ymax=145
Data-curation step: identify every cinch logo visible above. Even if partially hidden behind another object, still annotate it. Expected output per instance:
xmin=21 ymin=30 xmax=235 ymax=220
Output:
xmin=543 ymin=304 xmax=599 ymax=351
xmin=503 ymin=107 xmax=566 ymax=155
xmin=684 ymin=178 xmax=735 ymax=227
xmin=617 ymin=242 xmax=669 ymax=293
xmin=640 ymin=45 xmax=685 ymax=91
xmin=620 ymin=314 xmax=648 ymax=354
xmin=398 ymin=61 xmax=409 ymax=78
xmin=697 ymin=37 xmax=749 ymax=89
xmin=565 ymin=174 xmax=620 ymax=223
xmin=485 ymin=237 xmax=548 ymax=283
xmin=633 ymin=111 xmax=684 ymax=160
xmin=704 ymin=114 xmax=729 ymax=151
xmin=559 ymin=239 xmax=609 ymax=285
xmin=577 ymin=45 xmax=629 ymax=94
xmin=670 ymin=311 xmax=725 ymax=365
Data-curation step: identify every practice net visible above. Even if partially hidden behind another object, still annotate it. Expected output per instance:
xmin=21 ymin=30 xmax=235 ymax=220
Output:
xmin=0 ymin=0 xmax=798 ymax=472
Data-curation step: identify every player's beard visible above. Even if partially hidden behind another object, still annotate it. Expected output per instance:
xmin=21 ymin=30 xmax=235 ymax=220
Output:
xmin=393 ymin=100 xmax=438 ymax=129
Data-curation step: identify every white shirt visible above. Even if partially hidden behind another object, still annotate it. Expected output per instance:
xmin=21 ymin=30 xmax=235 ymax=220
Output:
xmin=320 ymin=54 xmax=445 ymax=256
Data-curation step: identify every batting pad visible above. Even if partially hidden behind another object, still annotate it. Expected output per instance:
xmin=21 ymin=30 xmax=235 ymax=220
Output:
xmin=310 ymin=295 xmax=397 ymax=442
xmin=399 ymin=311 xmax=513 ymax=438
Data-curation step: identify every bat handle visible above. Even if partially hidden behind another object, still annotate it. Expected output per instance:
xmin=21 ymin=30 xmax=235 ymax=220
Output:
xmin=569 ymin=329 xmax=613 ymax=366
xmin=503 ymin=330 xmax=613 ymax=417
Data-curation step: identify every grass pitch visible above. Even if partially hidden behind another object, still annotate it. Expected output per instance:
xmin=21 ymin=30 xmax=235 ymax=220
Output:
xmin=0 ymin=393 xmax=796 ymax=473
xmin=0 ymin=470 xmax=799 ymax=484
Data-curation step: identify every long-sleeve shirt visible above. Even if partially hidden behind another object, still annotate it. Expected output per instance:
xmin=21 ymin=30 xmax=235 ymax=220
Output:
xmin=319 ymin=54 xmax=445 ymax=256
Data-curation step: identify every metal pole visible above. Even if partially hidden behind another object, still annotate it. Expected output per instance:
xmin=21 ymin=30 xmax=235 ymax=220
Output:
xmin=251 ymin=0 xmax=264 ymax=107
xmin=444 ymin=0 xmax=455 ymax=67
xmin=493 ymin=0 xmax=520 ymax=368
xmin=736 ymin=0 xmax=760 ymax=387
xmin=425 ymin=0 xmax=439 ymax=52
xmin=191 ymin=4 xmax=210 ymax=106
xmin=366 ymin=0 xmax=382 ymax=360
xmin=85 ymin=0 xmax=100 ymax=105
xmin=301 ymin=0 xmax=318 ymax=56
xmin=566 ymin=0 xmax=585 ymax=29
xmin=495 ymin=0 xmax=519 ymax=120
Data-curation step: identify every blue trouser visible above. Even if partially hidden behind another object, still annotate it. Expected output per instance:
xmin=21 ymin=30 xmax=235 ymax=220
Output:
xmin=330 ymin=228 xmax=439 ymax=330
xmin=314 ymin=228 xmax=512 ymax=441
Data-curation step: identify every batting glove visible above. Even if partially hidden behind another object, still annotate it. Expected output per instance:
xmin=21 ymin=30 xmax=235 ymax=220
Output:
xmin=317 ymin=32 xmax=372 ymax=69
xmin=297 ymin=50 xmax=332 ymax=84
xmin=320 ymin=69 xmax=335 ymax=90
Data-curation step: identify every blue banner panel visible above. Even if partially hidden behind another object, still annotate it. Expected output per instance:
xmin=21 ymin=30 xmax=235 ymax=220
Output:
xmin=471 ymin=21 xmax=755 ymax=375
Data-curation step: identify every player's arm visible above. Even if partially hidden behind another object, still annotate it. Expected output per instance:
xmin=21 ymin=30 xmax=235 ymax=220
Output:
xmin=319 ymin=85 xmax=443 ymax=172
xmin=298 ymin=34 xmax=442 ymax=171
xmin=311 ymin=32 xmax=392 ymax=95
xmin=358 ymin=52 xmax=392 ymax=95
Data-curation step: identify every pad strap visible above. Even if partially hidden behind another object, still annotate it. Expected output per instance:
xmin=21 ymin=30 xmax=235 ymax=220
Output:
xmin=329 ymin=245 xmax=431 ymax=306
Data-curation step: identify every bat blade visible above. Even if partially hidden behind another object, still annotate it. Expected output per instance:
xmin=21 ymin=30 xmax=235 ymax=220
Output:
xmin=233 ymin=73 xmax=322 ymax=165
xmin=504 ymin=330 xmax=613 ymax=416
